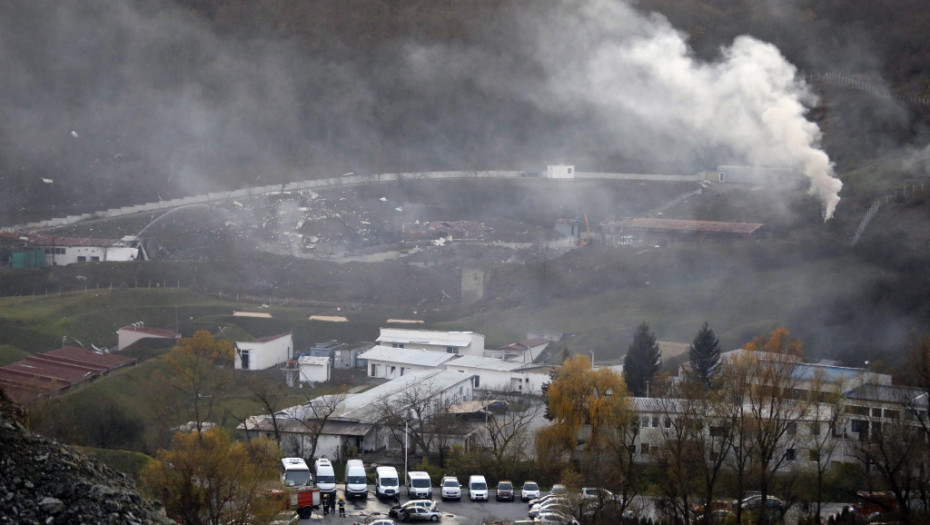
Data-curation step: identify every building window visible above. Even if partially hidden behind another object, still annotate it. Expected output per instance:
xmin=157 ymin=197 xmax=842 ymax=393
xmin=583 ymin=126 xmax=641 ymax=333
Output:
xmin=851 ymin=419 xmax=868 ymax=434
xmin=91 ymin=256 xmax=100 ymax=262
xmin=446 ymin=347 xmax=459 ymax=354
xmin=787 ymin=422 xmax=797 ymax=435
xmin=473 ymin=375 xmax=480 ymax=388
xmin=848 ymin=405 xmax=869 ymax=416
xmin=371 ymin=364 xmax=376 ymax=376
xmin=664 ymin=417 xmax=672 ymax=429
xmin=884 ymin=409 xmax=899 ymax=420
xmin=641 ymin=417 xmax=650 ymax=428
xmin=400 ymin=367 xmax=404 ymax=376
xmin=390 ymin=366 xmax=396 ymax=375
xmin=709 ymin=426 xmax=725 ymax=437
xmin=872 ymin=408 xmax=882 ymax=417
xmin=77 ymin=256 xmax=86 ymax=262
xmin=652 ymin=416 xmax=660 ymax=427
xmin=809 ymin=449 xmax=820 ymax=461
xmin=392 ymin=343 xmax=404 ymax=348
xmin=810 ymin=423 xmax=821 ymax=436
xmin=785 ymin=448 xmax=796 ymax=461
xmin=641 ymin=443 xmax=651 ymax=455
xmin=240 ymin=350 xmax=250 ymax=370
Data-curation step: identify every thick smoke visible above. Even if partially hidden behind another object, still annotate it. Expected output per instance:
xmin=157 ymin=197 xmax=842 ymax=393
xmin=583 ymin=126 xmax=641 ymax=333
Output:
xmin=523 ymin=1 xmax=843 ymax=219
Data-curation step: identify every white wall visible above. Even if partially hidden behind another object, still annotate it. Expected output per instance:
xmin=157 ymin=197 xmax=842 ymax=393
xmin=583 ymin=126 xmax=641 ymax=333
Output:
xmin=300 ymin=362 xmax=331 ymax=383
xmin=236 ymin=334 xmax=293 ymax=371
xmin=46 ymin=245 xmax=139 ymax=266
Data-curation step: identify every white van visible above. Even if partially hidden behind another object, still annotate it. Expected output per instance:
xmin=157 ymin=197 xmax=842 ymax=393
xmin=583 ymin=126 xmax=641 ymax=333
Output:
xmin=376 ymin=466 xmax=400 ymax=500
xmin=468 ymin=474 xmax=489 ymax=501
xmin=407 ymin=471 xmax=433 ymax=499
xmin=281 ymin=457 xmax=312 ymax=487
xmin=345 ymin=459 xmax=368 ymax=499
xmin=314 ymin=458 xmax=336 ymax=495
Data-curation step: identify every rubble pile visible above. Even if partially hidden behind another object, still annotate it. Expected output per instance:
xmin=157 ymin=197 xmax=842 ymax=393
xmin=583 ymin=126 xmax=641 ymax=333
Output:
xmin=0 ymin=391 xmax=171 ymax=524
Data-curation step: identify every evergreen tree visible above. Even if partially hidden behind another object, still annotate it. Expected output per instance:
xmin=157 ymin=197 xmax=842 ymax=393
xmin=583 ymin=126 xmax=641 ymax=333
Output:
xmin=623 ymin=322 xmax=661 ymax=397
xmin=689 ymin=322 xmax=721 ymax=388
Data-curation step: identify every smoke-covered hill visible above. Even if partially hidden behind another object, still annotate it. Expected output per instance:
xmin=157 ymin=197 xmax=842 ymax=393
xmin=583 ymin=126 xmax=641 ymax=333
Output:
xmin=2 ymin=0 xmax=928 ymax=224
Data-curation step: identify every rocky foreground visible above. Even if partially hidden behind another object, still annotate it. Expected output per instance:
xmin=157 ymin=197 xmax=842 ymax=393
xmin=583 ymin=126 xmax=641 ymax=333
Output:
xmin=0 ymin=391 xmax=171 ymax=525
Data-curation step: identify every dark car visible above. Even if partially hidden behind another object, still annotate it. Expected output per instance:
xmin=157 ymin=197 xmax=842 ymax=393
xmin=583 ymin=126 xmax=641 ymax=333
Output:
xmin=740 ymin=494 xmax=785 ymax=513
xmin=496 ymin=480 xmax=515 ymax=501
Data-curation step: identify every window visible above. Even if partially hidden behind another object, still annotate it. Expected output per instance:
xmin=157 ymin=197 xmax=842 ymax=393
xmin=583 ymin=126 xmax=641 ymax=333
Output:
xmin=392 ymin=343 xmax=404 ymax=348
xmin=240 ymin=350 xmax=250 ymax=370
xmin=390 ymin=366 xmax=396 ymax=376
xmin=652 ymin=416 xmax=660 ymax=427
xmin=473 ymin=375 xmax=480 ymax=388
xmin=640 ymin=443 xmax=651 ymax=455
xmin=91 ymin=256 xmax=100 ymax=261
xmin=400 ymin=367 xmax=404 ymax=376
xmin=808 ymin=449 xmax=820 ymax=461
xmin=851 ymin=419 xmax=868 ymax=433
xmin=446 ymin=346 xmax=459 ymax=354
xmin=848 ymin=405 xmax=869 ymax=416
xmin=787 ymin=422 xmax=797 ymax=435
xmin=664 ymin=417 xmax=672 ymax=429
xmin=785 ymin=448 xmax=796 ymax=461
xmin=871 ymin=408 xmax=882 ymax=417
xmin=77 ymin=256 xmax=86 ymax=262
xmin=641 ymin=417 xmax=651 ymax=428
xmin=884 ymin=409 xmax=899 ymax=420
xmin=371 ymin=364 xmax=376 ymax=376
xmin=810 ymin=423 xmax=821 ymax=436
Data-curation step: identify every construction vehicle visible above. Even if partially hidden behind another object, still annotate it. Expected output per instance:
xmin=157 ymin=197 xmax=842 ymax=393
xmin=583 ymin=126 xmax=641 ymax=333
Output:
xmin=581 ymin=213 xmax=594 ymax=247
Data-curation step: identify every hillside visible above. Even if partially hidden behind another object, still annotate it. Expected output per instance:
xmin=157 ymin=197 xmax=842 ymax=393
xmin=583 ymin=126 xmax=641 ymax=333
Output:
xmin=0 ymin=391 xmax=171 ymax=524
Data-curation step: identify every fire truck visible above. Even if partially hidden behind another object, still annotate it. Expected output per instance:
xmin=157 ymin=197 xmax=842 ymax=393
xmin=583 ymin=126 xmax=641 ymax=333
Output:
xmin=280 ymin=457 xmax=321 ymax=519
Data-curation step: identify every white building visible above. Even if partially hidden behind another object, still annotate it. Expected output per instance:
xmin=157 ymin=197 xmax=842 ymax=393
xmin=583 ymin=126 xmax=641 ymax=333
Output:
xmin=238 ymin=369 xmax=475 ymax=460
xmin=376 ymin=328 xmax=485 ymax=357
xmin=116 ymin=322 xmax=180 ymax=351
xmin=0 ymin=231 xmax=147 ymax=266
xmin=298 ymin=356 xmax=331 ymax=384
xmin=484 ymin=337 xmax=551 ymax=362
xmin=444 ymin=355 xmax=553 ymax=394
xmin=235 ymin=332 xmax=293 ymax=371
xmin=546 ymin=164 xmax=575 ymax=179
xmin=357 ymin=346 xmax=457 ymax=379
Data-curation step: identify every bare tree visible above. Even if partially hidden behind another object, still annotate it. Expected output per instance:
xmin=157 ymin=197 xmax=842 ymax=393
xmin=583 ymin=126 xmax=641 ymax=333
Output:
xmin=483 ymin=393 xmax=545 ymax=474
xmin=281 ymin=390 xmax=347 ymax=461
xmin=374 ymin=380 xmax=448 ymax=459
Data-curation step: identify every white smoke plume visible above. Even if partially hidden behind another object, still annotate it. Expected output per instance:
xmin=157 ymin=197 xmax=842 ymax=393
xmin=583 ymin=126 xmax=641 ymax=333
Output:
xmin=525 ymin=1 xmax=843 ymax=220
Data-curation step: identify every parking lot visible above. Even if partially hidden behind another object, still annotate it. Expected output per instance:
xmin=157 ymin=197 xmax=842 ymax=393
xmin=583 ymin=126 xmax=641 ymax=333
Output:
xmin=296 ymin=489 xmax=534 ymax=524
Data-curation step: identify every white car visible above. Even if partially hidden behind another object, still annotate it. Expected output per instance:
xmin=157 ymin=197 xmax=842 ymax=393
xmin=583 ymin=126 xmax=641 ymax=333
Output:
xmin=521 ymin=481 xmax=541 ymax=502
xmin=441 ymin=476 xmax=461 ymax=501
xmin=535 ymin=511 xmax=579 ymax=525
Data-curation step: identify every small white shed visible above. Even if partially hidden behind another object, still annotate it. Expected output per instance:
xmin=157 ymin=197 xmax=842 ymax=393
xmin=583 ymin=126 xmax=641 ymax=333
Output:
xmin=299 ymin=356 xmax=331 ymax=384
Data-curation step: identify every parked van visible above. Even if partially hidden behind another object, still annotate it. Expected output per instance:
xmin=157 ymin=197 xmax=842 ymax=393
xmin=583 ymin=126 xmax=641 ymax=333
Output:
xmin=376 ymin=466 xmax=400 ymax=500
xmin=468 ymin=474 xmax=489 ymax=501
xmin=281 ymin=457 xmax=313 ymax=487
xmin=314 ymin=458 xmax=336 ymax=495
xmin=345 ymin=459 xmax=368 ymax=499
xmin=407 ymin=471 xmax=433 ymax=499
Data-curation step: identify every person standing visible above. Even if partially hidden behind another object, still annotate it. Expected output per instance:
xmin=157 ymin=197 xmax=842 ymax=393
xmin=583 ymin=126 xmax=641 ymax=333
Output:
xmin=338 ymin=496 xmax=346 ymax=517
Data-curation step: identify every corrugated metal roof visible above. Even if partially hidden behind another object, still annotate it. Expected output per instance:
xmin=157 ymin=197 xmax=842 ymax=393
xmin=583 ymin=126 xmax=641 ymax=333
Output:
xmin=358 ymin=345 xmax=456 ymax=367
xmin=446 ymin=355 xmax=545 ymax=373
xmin=844 ymin=384 xmax=928 ymax=407
xmin=44 ymin=346 xmax=136 ymax=369
xmin=377 ymin=328 xmax=480 ymax=348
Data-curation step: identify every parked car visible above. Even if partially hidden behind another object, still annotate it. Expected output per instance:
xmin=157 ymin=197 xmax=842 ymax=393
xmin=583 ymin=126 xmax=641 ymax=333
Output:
xmin=529 ymin=501 xmax=572 ymax=519
xmin=534 ymin=510 xmax=580 ymax=525
xmin=521 ymin=481 xmax=541 ymax=502
xmin=398 ymin=505 xmax=442 ymax=522
xmin=740 ymin=494 xmax=785 ymax=513
xmin=549 ymin=484 xmax=568 ymax=497
xmin=496 ymin=480 xmax=515 ymax=501
xmin=389 ymin=500 xmax=437 ymax=518
xmin=440 ymin=476 xmax=461 ymax=501
xmin=468 ymin=475 xmax=489 ymax=502
xmin=369 ymin=521 xmax=397 ymax=525
xmin=528 ymin=494 xmax=567 ymax=510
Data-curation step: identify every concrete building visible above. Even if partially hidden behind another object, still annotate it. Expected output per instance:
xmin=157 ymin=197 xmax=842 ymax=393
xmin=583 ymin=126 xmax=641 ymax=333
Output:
xmin=444 ymin=355 xmax=553 ymax=394
xmin=238 ymin=369 xmax=475 ymax=460
xmin=484 ymin=337 xmax=551 ymax=362
xmin=358 ymin=346 xmax=457 ymax=379
xmin=376 ymin=328 xmax=485 ymax=357
xmin=235 ymin=332 xmax=293 ymax=371
xmin=298 ymin=356 xmax=332 ymax=384
xmin=116 ymin=322 xmax=180 ymax=351
xmin=0 ymin=231 xmax=146 ymax=266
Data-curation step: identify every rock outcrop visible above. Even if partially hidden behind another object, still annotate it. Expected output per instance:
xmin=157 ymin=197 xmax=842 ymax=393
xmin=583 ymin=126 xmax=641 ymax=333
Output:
xmin=0 ymin=391 xmax=171 ymax=525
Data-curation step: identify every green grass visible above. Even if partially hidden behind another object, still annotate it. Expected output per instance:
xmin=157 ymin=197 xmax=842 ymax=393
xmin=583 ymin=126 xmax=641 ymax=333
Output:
xmin=0 ymin=344 xmax=29 ymax=366
xmin=76 ymin=447 xmax=154 ymax=480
